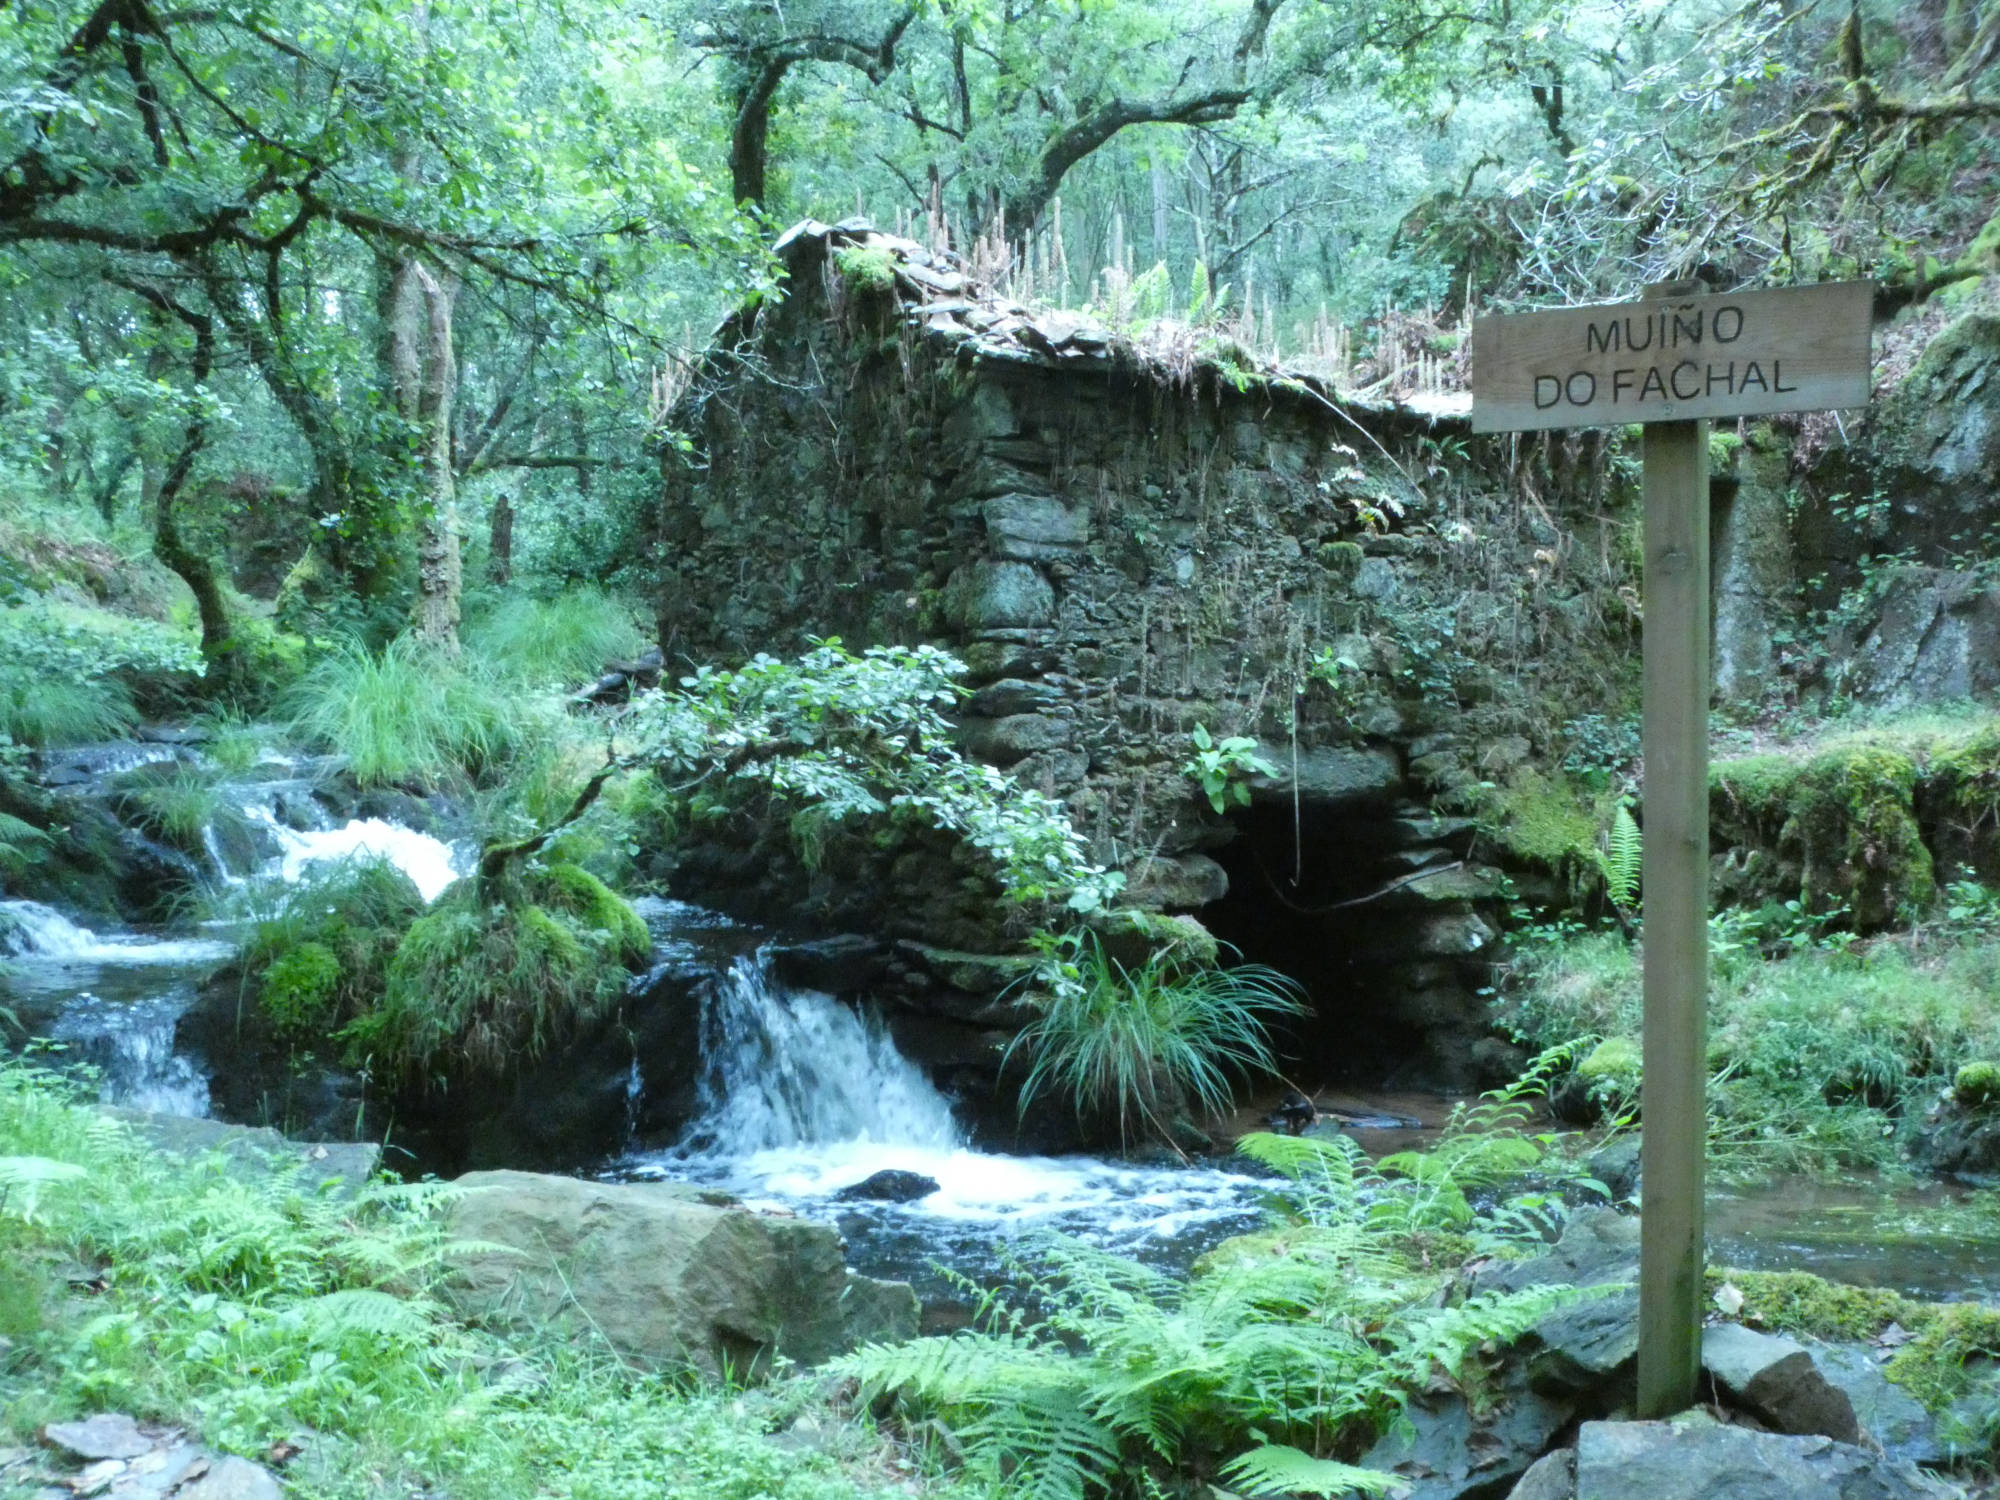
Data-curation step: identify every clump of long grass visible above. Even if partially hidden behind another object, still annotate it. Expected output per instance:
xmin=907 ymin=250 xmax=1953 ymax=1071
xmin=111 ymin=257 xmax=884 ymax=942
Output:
xmin=286 ymin=633 xmax=520 ymax=789
xmin=1010 ymin=931 xmax=1306 ymax=1140
xmin=462 ymin=586 xmax=645 ymax=688
xmin=114 ymin=764 xmax=233 ymax=853
xmin=0 ymin=671 xmax=134 ymax=747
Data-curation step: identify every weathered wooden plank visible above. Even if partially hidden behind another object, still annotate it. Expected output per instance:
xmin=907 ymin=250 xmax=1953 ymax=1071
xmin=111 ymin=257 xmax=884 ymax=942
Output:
xmin=1635 ymin=284 xmax=1712 ymax=1416
xmin=1470 ymin=280 xmax=1871 ymax=432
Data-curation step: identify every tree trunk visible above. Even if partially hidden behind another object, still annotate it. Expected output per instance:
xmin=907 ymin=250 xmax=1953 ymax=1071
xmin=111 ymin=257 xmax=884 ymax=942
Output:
xmin=386 ymin=257 xmax=462 ymax=651
xmin=147 ymin=304 xmax=234 ymax=685
xmin=486 ymin=492 xmax=513 ymax=586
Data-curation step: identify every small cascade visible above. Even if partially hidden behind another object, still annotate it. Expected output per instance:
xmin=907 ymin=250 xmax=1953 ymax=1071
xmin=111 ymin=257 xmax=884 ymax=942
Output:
xmin=242 ymin=808 xmax=465 ymax=902
xmin=0 ymin=900 xmax=232 ymax=966
xmin=49 ymin=990 xmax=210 ymax=1117
xmin=679 ymin=953 xmax=960 ymax=1156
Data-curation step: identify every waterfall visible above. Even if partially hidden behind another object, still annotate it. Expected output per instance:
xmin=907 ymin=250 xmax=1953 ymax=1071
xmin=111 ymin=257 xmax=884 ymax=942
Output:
xmin=49 ymin=991 xmax=210 ymax=1117
xmin=678 ymin=953 xmax=960 ymax=1156
xmin=241 ymin=808 xmax=465 ymax=902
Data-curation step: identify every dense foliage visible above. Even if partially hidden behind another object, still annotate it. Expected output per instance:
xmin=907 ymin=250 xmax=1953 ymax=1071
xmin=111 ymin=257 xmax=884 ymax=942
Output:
xmin=844 ymin=1089 xmax=1596 ymax=1500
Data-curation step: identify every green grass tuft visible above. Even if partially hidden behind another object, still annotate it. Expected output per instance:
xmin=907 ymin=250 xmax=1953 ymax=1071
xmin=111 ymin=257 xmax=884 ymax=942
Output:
xmin=1009 ymin=932 xmax=1305 ymax=1140
xmin=0 ymin=674 xmax=134 ymax=747
xmin=461 ymin=586 xmax=645 ymax=688
xmin=286 ymin=633 xmax=522 ymax=789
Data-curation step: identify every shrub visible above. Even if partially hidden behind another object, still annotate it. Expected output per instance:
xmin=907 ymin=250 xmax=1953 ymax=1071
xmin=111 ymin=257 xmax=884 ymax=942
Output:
xmin=462 ymin=586 xmax=646 ymax=688
xmin=0 ymin=601 xmax=204 ymax=748
xmin=1008 ymin=931 xmax=1305 ymax=1139
xmin=286 ymin=633 xmax=520 ymax=789
xmin=259 ymin=941 xmax=342 ymax=1036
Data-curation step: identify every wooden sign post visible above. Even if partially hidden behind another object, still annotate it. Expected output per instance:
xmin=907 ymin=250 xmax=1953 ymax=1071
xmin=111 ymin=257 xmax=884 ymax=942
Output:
xmin=1471 ymin=278 xmax=1873 ymax=1417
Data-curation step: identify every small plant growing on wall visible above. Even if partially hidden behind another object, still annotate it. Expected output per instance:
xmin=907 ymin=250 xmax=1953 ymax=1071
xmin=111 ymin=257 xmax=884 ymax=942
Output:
xmin=1184 ymin=724 xmax=1276 ymax=814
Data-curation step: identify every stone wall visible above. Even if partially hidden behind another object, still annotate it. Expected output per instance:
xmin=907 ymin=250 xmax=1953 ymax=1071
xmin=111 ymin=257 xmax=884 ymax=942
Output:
xmin=656 ymin=224 xmax=1999 ymax=1088
xmin=656 ymin=221 xmax=1645 ymax=1089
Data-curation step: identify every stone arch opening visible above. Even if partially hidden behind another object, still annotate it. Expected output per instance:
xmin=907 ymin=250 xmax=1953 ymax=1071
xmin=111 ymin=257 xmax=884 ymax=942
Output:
xmin=1197 ymin=782 xmax=1506 ymax=1093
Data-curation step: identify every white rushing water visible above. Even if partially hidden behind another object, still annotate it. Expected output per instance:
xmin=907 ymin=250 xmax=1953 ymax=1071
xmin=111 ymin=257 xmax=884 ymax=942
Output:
xmin=244 ymin=808 xmax=466 ymax=902
xmin=682 ymin=955 xmax=961 ymax=1155
xmin=0 ymin=900 xmax=234 ymax=966
xmin=628 ymin=949 xmax=1272 ymax=1281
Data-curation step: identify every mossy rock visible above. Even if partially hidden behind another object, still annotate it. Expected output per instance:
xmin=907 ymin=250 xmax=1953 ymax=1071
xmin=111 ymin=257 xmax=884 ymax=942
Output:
xmin=1479 ymin=765 xmax=1614 ymax=882
xmin=261 ymin=940 xmax=342 ymax=1036
xmin=531 ymin=862 xmax=651 ymax=967
xmin=1711 ymin=744 xmax=1934 ymax=928
xmin=1956 ymin=1061 xmax=2000 ymax=1109
xmin=833 ymin=245 xmax=898 ymax=298
xmin=1578 ymin=1036 xmax=1641 ymax=1092
xmin=355 ymin=889 xmax=630 ymax=1082
xmin=1087 ymin=907 xmax=1222 ymax=971
xmin=1928 ymin=722 xmax=2000 ymax=880
xmin=1705 ymin=1265 xmax=2000 ymax=1414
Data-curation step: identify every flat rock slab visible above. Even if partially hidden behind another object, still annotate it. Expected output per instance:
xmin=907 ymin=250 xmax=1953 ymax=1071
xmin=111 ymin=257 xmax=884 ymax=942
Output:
xmin=1506 ymin=1449 xmax=1576 ymax=1500
xmin=173 ymin=1455 xmax=283 ymax=1500
xmin=100 ymin=1108 xmax=380 ymax=1196
xmin=24 ymin=1419 xmax=285 ymax=1500
xmin=1576 ymin=1417 xmax=1960 ymax=1500
xmin=42 ymin=1414 xmax=152 ymax=1461
xmin=1701 ymin=1322 xmax=1860 ymax=1441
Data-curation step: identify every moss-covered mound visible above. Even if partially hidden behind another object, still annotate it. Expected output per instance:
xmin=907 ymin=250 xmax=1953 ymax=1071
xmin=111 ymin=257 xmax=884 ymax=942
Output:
xmin=243 ymin=859 xmax=430 ymax=1040
xmin=348 ymin=862 xmax=651 ymax=1081
xmin=1712 ymin=744 xmax=1934 ymax=928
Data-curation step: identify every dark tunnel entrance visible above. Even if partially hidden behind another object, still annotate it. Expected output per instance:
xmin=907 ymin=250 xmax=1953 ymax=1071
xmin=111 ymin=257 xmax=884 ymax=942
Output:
xmin=1198 ymin=788 xmax=1503 ymax=1093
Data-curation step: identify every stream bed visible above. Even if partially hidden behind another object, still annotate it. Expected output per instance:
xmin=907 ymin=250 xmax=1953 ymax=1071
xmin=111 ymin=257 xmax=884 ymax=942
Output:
xmin=5 ymin=741 xmax=2000 ymax=1310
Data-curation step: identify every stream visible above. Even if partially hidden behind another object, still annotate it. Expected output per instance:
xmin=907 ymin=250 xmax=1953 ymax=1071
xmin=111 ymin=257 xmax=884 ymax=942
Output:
xmin=4 ymin=737 xmax=1999 ymax=1308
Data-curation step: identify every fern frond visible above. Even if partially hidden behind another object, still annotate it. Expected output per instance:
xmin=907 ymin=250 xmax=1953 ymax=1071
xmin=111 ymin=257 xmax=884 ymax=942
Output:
xmin=1600 ymin=802 xmax=1642 ymax=908
xmin=1220 ymin=1444 xmax=1401 ymax=1497
xmin=292 ymin=1288 xmax=436 ymax=1345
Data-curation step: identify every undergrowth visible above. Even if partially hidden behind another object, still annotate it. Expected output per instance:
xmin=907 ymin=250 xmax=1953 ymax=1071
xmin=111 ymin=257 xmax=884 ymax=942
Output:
xmin=0 ymin=1060 xmax=951 ymax=1500
xmin=286 ymin=634 xmax=522 ymax=790
xmin=461 ymin=586 xmax=646 ymax=689
xmin=1503 ymin=912 xmax=2000 ymax=1175
xmin=842 ymin=1085 xmax=1600 ymax=1500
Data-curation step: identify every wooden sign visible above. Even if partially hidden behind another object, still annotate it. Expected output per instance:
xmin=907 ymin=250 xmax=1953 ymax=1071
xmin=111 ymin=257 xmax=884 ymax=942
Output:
xmin=1469 ymin=276 xmax=1874 ymax=1423
xmin=1470 ymin=281 xmax=1873 ymax=432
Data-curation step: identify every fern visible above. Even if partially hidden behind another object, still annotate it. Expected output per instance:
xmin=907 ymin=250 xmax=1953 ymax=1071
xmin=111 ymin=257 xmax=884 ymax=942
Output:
xmin=292 ymin=1288 xmax=436 ymax=1345
xmin=1221 ymin=1445 xmax=1401 ymax=1497
xmin=1600 ymin=802 xmax=1642 ymax=909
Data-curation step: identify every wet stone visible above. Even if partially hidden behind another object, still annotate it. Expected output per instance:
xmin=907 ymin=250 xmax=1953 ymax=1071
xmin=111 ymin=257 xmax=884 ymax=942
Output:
xmin=42 ymin=1415 xmax=152 ymax=1462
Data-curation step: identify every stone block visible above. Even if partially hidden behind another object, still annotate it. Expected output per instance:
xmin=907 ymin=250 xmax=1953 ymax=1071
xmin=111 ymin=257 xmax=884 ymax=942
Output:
xmin=1574 ymin=1416 xmax=1956 ymax=1500
xmin=983 ymin=495 xmax=1091 ymax=561
xmin=944 ymin=561 xmax=1056 ymax=630
xmin=1700 ymin=1322 xmax=1860 ymax=1442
